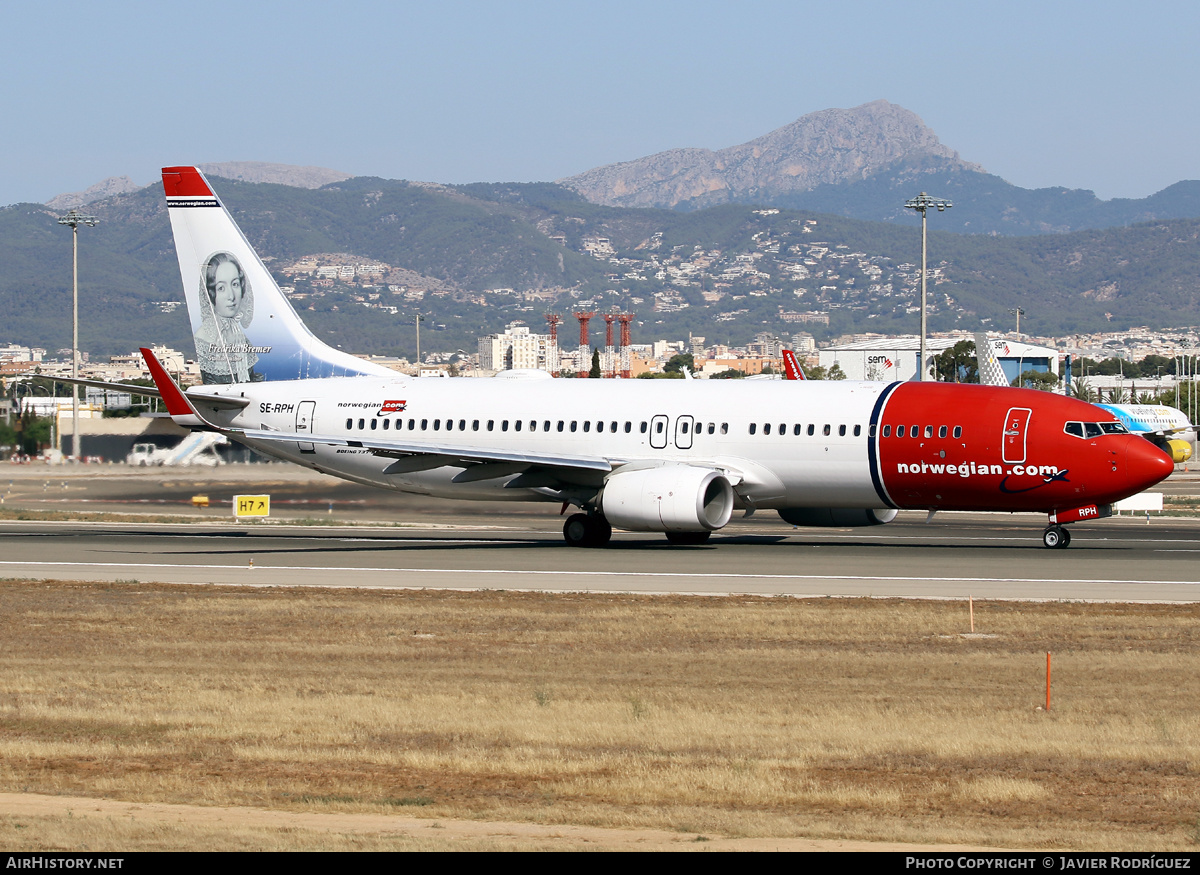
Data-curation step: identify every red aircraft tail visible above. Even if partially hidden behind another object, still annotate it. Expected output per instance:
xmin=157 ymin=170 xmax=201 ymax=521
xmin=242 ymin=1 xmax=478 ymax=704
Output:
xmin=782 ymin=349 xmax=805 ymax=380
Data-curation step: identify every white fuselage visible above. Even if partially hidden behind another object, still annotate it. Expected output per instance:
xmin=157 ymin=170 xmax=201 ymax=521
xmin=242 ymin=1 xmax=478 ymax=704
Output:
xmin=205 ymin=375 xmax=890 ymax=509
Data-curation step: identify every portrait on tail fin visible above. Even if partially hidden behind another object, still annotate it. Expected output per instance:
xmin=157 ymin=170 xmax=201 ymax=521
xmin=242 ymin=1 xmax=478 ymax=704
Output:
xmin=194 ymin=252 xmax=261 ymax=384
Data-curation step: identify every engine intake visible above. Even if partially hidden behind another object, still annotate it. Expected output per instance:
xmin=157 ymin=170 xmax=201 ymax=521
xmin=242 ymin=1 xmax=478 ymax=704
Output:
xmin=602 ymin=466 xmax=735 ymax=532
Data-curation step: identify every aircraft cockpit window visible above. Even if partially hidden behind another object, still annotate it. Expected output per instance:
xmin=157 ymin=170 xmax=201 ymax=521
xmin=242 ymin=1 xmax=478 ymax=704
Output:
xmin=938 ymin=426 xmax=947 ymax=438
xmin=1065 ymin=422 xmax=1084 ymax=438
xmin=1084 ymin=422 xmax=1103 ymax=438
xmin=1100 ymin=422 xmax=1128 ymax=434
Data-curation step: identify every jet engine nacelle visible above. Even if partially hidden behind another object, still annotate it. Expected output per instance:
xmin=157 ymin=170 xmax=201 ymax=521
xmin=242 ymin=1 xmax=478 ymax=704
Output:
xmin=601 ymin=466 xmax=735 ymax=532
xmin=1166 ymin=439 xmax=1193 ymax=464
xmin=777 ymin=507 xmax=898 ymax=527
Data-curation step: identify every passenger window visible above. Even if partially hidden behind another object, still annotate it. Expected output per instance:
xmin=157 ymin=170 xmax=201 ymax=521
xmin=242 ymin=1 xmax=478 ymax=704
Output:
xmin=571 ymin=421 xmax=577 ymax=432
xmin=611 ymin=421 xmax=618 ymax=433
xmin=383 ymin=419 xmax=390 ymax=430
xmin=764 ymin=423 xmax=771 ymax=435
xmin=897 ymin=425 xmax=905 ymax=437
xmin=778 ymin=423 xmax=785 ymax=435
xmin=749 ymin=423 xmax=757 ymax=435
xmin=407 ymin=419 xmax=415 ymax=430
xmin=655 ymin=421 xmax=664 ymax=433
xmin=640 ymin=422 xmax=648 ymax=434
xmin=883 ymin=425 xmax=891 ymax=437
xmin=854 ymin=425 xmax=861 ymax=437
xmin=938 ymin=426 xmax=947 ymax=438
xmin=625 ymin=422 xmax=632 ymax=433
xmin=514 ymin=421 xmax=522 ymax=432
xmin=557 ymin=421 xmax=564 ymax=432
xmin=421 ymin=419 xmax=428 ymax=430
xmin=433 ymin=419 xmax=440 ymax=430
xmin=358 ymin=418 xmax=365 ymax=430
xmin=911 ymin=425 xmax=918 ymax=438
xmin=472 ymin=420 xmax=479 ymax=431
xmin=682 ymin=422 xmax=690 ymax=434
xmin=529 ymin=421 xmax=536 ymax=432
xmin=345 ymin=418 xmax=352 ymax=430
xmin=794 ymin=424 xmax=802 ymax=436
xmin=823 ymin=424 xmax=831 ymax=436
xmin=444 ymin=419 xmax=452 ymax=431
xmin=596 ymin=421 xmax=603 ymax=432
xmin=459 ymin=420 xmax=466 ymax=430
xmin=502 ymin=420 xmax=509 ymax=432
xmin=838 ymin=425 xmax=846 ymax=437
xmin=720 ymin=423 xmax=728 ymax=435
xmin=487 ymin=420 xmax=494 ymax=431
xmin=583 ymin=421 xmax=591 ymax=432
xmin=544 ymin=421 xmax=551 ymax=431
xmin=924 ymin=425 xmax=933 ymax=438
xmin=807 ymin=424 xmax=815 ymax=436
xmin=708 ymin=423 xmax=715 ymax=435
xmin=953 ymin=426 xmax=962 ymax=438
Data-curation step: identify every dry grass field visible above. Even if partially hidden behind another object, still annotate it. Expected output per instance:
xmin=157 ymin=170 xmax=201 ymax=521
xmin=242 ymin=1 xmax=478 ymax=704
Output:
xmin=0 ymin=581 xmax=1198 ymax=850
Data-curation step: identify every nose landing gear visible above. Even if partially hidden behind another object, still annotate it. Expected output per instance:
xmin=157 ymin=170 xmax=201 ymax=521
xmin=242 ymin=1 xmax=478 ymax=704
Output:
xmin=1042 ymin=525 xmax=1072 ymax=549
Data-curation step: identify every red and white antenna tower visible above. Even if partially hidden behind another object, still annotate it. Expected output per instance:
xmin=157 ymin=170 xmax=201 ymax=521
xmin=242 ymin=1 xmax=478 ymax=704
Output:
xmin=617 ymin=314 xmax=635 ymax=378
xmin=603 ymin=314 xmax=617 ymax=378
xmin=573 ymin=311 xmax=594 ymax=377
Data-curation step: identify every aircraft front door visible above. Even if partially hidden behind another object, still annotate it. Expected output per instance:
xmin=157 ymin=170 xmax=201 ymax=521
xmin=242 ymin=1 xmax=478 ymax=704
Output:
xmin=649 ymin=414 xmax=668 ymax=449
xmin=296 ymin=400 xmax=316 ymax=454
xmin=1001 ymin=407 xmax=1032 ymax=464
xmin=674 ymin=415 xmax=694 ymax=450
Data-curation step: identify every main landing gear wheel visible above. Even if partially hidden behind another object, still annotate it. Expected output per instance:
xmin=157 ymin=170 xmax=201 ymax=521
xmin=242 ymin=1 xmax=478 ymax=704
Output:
xmin=665 ymin=531 xmax=711 ymax=546
xmin=563 ymin=513 xmax=612 ymax=547
xmin=1042 ymin=525 xmax=1072 ymax=549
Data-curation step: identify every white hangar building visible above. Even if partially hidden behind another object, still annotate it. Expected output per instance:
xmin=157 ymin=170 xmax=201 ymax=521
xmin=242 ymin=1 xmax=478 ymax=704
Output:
xmin=818 ymin=335 xmax=1058 ymax=383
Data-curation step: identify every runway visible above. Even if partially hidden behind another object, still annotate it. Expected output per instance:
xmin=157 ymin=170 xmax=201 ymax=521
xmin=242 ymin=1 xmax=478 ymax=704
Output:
xmin=2 ymin=514 xmax=1199 ymax=602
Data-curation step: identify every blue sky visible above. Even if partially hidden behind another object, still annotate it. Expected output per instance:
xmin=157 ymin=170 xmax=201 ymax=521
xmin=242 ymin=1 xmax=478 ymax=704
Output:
xmin=4 ymin=0 xmax=1198 ymax=206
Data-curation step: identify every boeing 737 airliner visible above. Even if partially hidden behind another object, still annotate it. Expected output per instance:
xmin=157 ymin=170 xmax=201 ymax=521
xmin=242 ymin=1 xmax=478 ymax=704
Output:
xmin=89 ymin=167 xmax=1176 ymax=549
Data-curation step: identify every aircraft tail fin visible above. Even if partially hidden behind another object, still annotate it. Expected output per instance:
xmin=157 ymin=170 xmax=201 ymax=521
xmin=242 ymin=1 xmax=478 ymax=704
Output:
xmin=974 ymin=332 xmax=1009 ymax=387
xmin=781 ymin=349 xmax=805 ymax=380
xmin=162 ymin=166 xmax=396 ymax=385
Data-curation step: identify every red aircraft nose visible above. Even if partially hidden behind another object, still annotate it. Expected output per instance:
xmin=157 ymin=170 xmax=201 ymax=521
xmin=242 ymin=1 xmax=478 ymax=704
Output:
xmin=1124 ymin=436 xmax=1174 ymax=494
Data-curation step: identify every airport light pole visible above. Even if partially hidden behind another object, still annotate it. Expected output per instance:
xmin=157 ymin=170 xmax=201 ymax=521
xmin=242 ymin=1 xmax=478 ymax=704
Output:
xmin=57 ymin=209 xmax=99 ymax=460
xmin=903 ymin=193 xmax=952 ymax=381
xmin=1009 ymin=307 xmax=1025 ymax=386
xmin=414 ymin=314 xmax=425 ymax=374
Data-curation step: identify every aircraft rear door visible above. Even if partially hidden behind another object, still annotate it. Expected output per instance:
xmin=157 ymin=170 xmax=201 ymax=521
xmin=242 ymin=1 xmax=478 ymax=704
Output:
xmin=1001 ymin=407 xmax=1032 ymax=464
xmin=649 ymin=414 xmax=668 ymax=449
xmin=674 ymin=415 xmax=694 ymax=450
xmin=296 ymin=400 xmax=316 ymax=454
